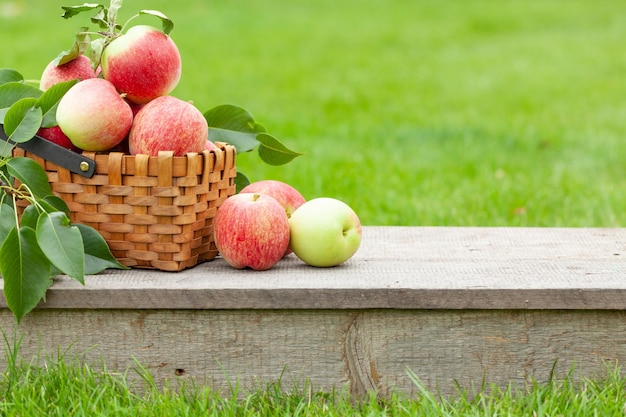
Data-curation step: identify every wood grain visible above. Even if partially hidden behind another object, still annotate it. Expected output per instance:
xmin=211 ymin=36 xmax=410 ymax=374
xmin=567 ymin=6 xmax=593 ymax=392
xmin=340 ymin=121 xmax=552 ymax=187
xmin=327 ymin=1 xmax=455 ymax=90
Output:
xmin=0 ymin=227 xmax=625 ymax=396
xmin=1 ymin=227 xmax=624 ymax=310
xmin=1 ymin=309 xmax=625 ymax=397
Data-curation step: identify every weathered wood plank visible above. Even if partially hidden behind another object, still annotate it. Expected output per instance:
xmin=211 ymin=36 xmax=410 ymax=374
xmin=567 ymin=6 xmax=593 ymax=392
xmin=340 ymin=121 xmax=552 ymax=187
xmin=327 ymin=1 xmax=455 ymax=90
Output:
xmin=0 ymin=227 xmax=624 ymax=310
xmin=1 ymin=308 xmax=625 ymax=397
xmin=0 ymin=227 xmax=625 ymax=397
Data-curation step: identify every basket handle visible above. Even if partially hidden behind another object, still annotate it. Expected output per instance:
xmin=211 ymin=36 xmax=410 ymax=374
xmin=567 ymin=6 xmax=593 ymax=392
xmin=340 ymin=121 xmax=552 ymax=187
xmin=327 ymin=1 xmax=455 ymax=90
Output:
xmin=0 ymin=124 xmax=96 ymax=178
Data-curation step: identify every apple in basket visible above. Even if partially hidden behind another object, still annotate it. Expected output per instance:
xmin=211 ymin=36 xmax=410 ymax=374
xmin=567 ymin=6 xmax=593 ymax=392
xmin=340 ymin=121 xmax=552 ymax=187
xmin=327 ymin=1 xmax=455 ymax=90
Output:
xmin=56 ymin=78 xmax=133 ymax=151
xmin=214 ymin=193 xmax=290 ymax=271
xmin=101 ymin=25 xmax=182 ymax=104
xmin=128 ymin=95 xmax=208 ymax=156
xmin=36 ymin=125 xmax=81 ymax=152
xmin=39 ymin=54 xmax=97 ymax=91
xmin=289 ymin=197 xmax=362 ymax=267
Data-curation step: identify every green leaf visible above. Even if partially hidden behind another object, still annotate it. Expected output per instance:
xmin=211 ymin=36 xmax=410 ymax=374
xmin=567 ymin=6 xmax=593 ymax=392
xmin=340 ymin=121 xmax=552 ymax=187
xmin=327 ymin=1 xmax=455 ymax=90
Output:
xmin=61 ymin=3 xmax=105 ymax=20
xmin=257 ymin=133 xmax=304 ymax=165
xmin=3 ymin=98 xmax=43 ymax=143
xmin=36 ymin=211 xmax=84 ymax=283
xmin=204 ymin=104 xmax=266 ymax=153
xmin=19 ymin=204 xmax=40 ymax=230
xmin=36 ymin=79 xmax=78 ymax=128
xmin=107 ymin=0 xmax=122 ymax=27
xmin=54 ymin=29 xmax=91 ymax=66
xmin=234 ymin=171 xmax=250 ymax=194
xmin=39 ymin=195 xmax=70 ymax=215
xmin=89 ymin=38 xmax=106 ymax=69
xmin=76 ymin=223 xmax=128 ymax=274
xmin=0 ymin=199 xmax=17 ymax=243
xmin=0 ymin=69 xmax=24 ymax=85
xmin=91 ymin=9 xmax=110 ymax=29
xmin=0 ymin=226 xmax=52 ymax=323
xmin=7 ymin=157 xmax=53 ymax=199
xmin=139 ymin=10 xmax=174 ymax=35
xmin=0 ymin=82 xmax=42 ymax=113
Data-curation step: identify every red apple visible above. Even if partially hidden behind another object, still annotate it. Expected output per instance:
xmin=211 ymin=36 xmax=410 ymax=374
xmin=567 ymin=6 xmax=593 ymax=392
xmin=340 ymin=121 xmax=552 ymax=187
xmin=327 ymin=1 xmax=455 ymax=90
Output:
xmin=240 ymin=180 xmax=306 ymax=219
xmin=128 ymin=95 xmax=207 ymax=156
xmin=239 ymin=179 xmax=306 ymax=256
xmin=101 ymin=25 xmax=182 ymax=104
xmin=56 ymin=78 xmax=133 ymax=151
xmin=39 ymin=55 xmax=97 ymax=91
xmin=127 ymin=100 xmax=145 ymax=117
xmin=205 ymin=140 xmax=219 ymax=151
xmin=36 ymin=126 xmax=81 ymax=152
xmin=213 ymin=193 xmax=290 ymax=271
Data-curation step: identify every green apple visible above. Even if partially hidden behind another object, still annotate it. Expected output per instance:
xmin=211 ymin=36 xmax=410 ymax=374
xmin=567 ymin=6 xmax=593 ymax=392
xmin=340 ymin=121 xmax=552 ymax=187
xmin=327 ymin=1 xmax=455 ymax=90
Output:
xmin=289 ymin=197 xmax=362 ymax=267
xmin=56 ymin=78 xmax=133 ymax=151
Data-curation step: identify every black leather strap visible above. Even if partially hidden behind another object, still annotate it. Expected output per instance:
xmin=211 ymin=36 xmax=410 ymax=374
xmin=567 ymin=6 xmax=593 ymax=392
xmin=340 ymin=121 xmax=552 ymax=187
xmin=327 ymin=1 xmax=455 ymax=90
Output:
xmin=0 ymin=125 xmax=96 ymax=178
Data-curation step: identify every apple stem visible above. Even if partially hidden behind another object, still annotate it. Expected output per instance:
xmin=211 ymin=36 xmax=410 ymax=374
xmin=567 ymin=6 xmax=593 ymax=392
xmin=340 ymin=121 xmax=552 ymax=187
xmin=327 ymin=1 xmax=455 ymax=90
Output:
xmin=252 ymin=193 xmax=261 ymax=201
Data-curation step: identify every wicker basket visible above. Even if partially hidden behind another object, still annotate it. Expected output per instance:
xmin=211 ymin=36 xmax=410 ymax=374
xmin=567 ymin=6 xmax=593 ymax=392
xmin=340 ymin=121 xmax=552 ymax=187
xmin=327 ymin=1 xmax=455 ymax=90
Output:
xmin=12 ymin=145 xmax=236 ymax=272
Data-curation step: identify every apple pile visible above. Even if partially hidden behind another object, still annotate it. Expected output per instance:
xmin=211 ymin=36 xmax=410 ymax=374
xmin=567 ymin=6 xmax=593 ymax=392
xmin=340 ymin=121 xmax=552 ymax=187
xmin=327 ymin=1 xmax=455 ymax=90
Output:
xmin=213 ymin=180 xmax=362 ymax=270
xmin=37 ymin=23 xmax=214 ymax=155
xmin=28 ymin=3 xmax=360 ymax=272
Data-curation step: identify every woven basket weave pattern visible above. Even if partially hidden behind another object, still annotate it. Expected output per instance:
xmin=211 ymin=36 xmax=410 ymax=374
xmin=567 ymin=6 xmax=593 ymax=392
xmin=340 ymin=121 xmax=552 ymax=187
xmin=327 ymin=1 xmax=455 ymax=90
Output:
xmin=13 ymin=145 xmax=236 ymax=272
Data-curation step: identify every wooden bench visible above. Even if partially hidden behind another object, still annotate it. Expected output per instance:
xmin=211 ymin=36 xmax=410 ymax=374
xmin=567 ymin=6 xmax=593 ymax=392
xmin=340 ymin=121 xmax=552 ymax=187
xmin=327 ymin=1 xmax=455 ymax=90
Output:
xmin=1 ymin=226 xmax=625 ymax=397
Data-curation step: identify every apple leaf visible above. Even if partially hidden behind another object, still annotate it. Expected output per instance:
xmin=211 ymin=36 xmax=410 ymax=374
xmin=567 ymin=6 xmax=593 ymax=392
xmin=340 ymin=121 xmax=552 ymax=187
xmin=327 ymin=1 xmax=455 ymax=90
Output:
xmin=36 ymin=79 xmax=78 ymax=128
xmin=257 ymin=133 xmax=304 ymax=166
xmin=54 ymin=28 xmax=91 ymax=66
xmin=19 ymin=204 xmax=41 ymax=230
xmin=0 ymin=82 xmax=42 ymax=111
xmin=7 ymin=156 xmax=53 ymax=199
xmin=234 ymin=172 xmax=251 ymax=193
xmin=0 ymin=199 xmax=17 ymax=243
xmin=0 ymin=69 xmax=24 ymax=85
xmin=0 ymin=226 xmax=53 ymax=323
xmin=89 ymin=38 xmax=106 ymax=68
xmin=107 ymin=0 xmax=122 ymax=28
xmin=139 ymin=10 xmax=174 ymax=35
xmin=76 ymin=223 xmax=129 ymax=274
xmin=39 ymin=195 xmax=71 ymax=215
xmin=204 ymin=104 xmax=266 ymax=153
xmin=3 ymin=98 xmax=43 ymax=143
xmin=61 ymin=3 xmax=105 ymax=20
xmin=36 ymin=211 xmax=85 ymax=283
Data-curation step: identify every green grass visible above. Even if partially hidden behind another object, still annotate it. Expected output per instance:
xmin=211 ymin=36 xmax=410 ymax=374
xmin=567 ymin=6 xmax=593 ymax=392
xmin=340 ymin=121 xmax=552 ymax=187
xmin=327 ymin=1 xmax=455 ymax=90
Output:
xmin=2 ymin=0 xmax=625 ymax=226
xmin=2 ymin=2 xmax=625 ymax=413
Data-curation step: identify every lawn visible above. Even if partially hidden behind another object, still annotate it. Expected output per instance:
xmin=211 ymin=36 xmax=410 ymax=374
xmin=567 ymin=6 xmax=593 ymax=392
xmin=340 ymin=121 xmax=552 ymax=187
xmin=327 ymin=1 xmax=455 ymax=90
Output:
xmin=1 ymin=0 xmax=626 ymax=413
xmin=1 ymin=343 xmax=626 ymax=416
xmin=2 ymin=0 xmax=624 ymax=226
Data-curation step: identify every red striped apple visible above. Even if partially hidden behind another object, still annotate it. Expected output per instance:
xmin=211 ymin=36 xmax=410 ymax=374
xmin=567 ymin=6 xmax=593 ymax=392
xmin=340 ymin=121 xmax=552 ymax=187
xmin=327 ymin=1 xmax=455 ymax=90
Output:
xmin=240 ymin=180 xmax=305 ymax=219
xmin=214 ymin=193 xmax=290 ymax=271
xmin=128 ymin=95 xmax=207 ymax=156
xmin=56 ymin=78 xmax=133 ymax=151
xmin=205 ymin=140 xmax=218 ymax=151
xmin=289 ymin=197 xmax=362 ymax=267
xmin=39 ymin=55 xmax=96 ymax=91
xmin=101 ymin=25 xmax=182 ymax=104
xmin=36 ymin=126 xmax=81 ymax=152
xmin=240 ymin=180 xmax=306 ymax=256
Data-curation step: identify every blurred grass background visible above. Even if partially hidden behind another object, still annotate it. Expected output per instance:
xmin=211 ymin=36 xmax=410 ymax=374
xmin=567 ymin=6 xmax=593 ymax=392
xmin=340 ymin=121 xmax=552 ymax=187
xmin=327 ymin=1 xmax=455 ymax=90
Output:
xmin=1 ymin=0 xmax=625 ymax=226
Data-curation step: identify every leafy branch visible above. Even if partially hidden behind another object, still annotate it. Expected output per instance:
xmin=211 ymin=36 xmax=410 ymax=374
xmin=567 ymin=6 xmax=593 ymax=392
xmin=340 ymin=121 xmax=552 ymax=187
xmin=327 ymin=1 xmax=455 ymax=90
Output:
xmin=56 ymin=1 xmax=174 ymax=68
xmin=203 ymin=105 xmax=304 ymax=190
xmin=0 ymin=69 xmax=127 ymax=323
